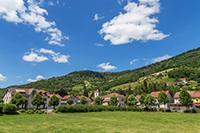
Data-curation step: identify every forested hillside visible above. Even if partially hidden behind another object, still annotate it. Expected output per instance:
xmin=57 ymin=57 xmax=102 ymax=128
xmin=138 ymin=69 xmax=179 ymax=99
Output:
xmin=7 ymin=47 xmax=200 ymax=94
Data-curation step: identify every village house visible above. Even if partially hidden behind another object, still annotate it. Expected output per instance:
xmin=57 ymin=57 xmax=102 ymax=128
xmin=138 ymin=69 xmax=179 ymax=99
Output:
xmin=177 ymin=78 xmax=187 ymax=85
xmin=76 ymin=96 xmax=92 ymax=105
xmin=150 ymin=91 xmax=173 ymax=109
xmin=2 ymin=88 xmax=62 ymax=109
xmin=166 ymin=82 xmax=171 ymax=86
xmin=192 ymin=91 xmax=200 ymax=109
xmin=172 ymin=90 xmax=195 ymax=110
xmin=61 ymin=95 xmax=92 ymax=105
xmin=100 ymin=93 xmax=126 ymax=107
xmin=135 ymin=95 xmax=143 ymax=108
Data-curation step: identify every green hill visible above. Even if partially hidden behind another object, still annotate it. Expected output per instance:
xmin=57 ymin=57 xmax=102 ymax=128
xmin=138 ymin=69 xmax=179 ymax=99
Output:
xmin=3 ymin=47 xmax=200 ymax=96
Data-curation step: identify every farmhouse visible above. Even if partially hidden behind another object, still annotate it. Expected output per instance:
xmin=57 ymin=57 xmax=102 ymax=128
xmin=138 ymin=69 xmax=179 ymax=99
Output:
xmin=101 ymin=93 xmax=126 ymax=107
xmin=192 ymin=91 xmax=200 ymax=109
xmin=150 ymin=91 xmax=173 ymax=109
xmin=177 ymin=78 xmax=187 ymax=85
xmin=2 ymin=88 xmax=62 ymax=109
xmin=61 ymin=95 xmax=92 ymax=105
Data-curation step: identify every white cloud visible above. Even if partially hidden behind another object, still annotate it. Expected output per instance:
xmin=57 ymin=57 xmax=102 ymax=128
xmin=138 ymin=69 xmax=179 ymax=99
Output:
xmin=84 ymin=68 xmax=86 ymax=70
xmin=97 ymin=62 xmax=117 ymax=72
xmin=95 ymin=43 xmax=104 ymax=47
xmin=27 ymin=75 xmax=45 ymax=82
xmin=0 ymin=74 xmax=6 ymax=81
xmin=0 ymin=0 xmax=68 ymax=46
xmin=130 ymin=59 xmax=139 ymax=65
xmin=118 ymin=0 xmax=124 ymax=5
xmin=48 ymin=1 xmax=55 ymax=6
xmin=144 ymin=54 xmax=172 ymax=65
xmin=99 ymin=0 xmax=170 ymax=45
xmin=16 ymin=76 xmax=21 ymax=78
xmin=23 ymin=48 xmax=70 ymax=63
xmin=93 ymin=14 xmax=104 ymax=21
xmin=20 ymin=81 xmax=23 ymax=83
xmin=23 ymin=51 xmax=49 ymax=62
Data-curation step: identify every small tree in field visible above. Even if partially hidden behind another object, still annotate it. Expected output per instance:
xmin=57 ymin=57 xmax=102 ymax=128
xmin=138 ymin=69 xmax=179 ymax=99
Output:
xmin=144 ymin=94 xmax=156 ymax=110
xmin=109 ymin=96 xmax=119 ymax=106
xmin=31 ymin=93 xmax=44 ymax=109
xmin=10 ymin=92 xmax=24 ymax=108
xmin=80 ymin=96 xmax=87 ymax=105
xmin=94 ymin=96 xmax=102 ymax=105
xmin=22 ymin=97 xmax=28 ymax=109
xmin=158 ymin=91 xmax=169 ymax=110
xmin=67 ymin=99 xmax=73 ymax=105
xmin=48 ymin=94 xmax=60 ymax=109
xmin=127 ymin=95 xmax=138 ymax=107
xmin=139 ymin=93 xmax=147 ymax=107
xmin=179 ymin=89 xmax=193 ymax=109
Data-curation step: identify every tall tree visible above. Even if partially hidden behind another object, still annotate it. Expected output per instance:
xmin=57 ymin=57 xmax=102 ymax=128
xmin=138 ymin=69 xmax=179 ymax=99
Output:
xmin=94 ymin=96 xmax=102 ymax=105
xmin=144 ymin=94 xmax=155 ymax=110
xmin=31 ymin=93 xmax=44 ymax=109
xmin=127 ymin=95 xmax=138 ymax=107
xmin=127 ymin=85 xmax=133 ymax=95
xmin=83 ymin=89 xmax=88 ymax=97
xmin=10 ymin=92 xmax=24 ymax=108
xmin=80 ymin=96 xmax=87 ymax=105
xmin=158 ymin=91 xmax=169 ymax=110
xmin=179 ymin=89 xmax=193 ymax=109
xmin=48 ymin=94 xmax=60 ymax=109
xmin=109 ymin=96 xmax=119 ymax=106
xmin=124 ymin=95 xmax=129 ymax=105
xmin=139 ymin=93 xmax=147 ymax=107
xmin=22 ymin=97 xmax=28 ymax=109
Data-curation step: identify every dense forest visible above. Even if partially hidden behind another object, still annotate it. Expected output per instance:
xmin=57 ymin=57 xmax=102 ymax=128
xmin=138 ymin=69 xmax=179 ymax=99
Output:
xmin=3 ymin=47 xmax=200 ymax=95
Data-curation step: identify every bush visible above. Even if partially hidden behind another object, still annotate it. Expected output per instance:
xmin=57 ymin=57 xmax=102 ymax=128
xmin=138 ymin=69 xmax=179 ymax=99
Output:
xmin=159 ymin=108 xmax=164 ymax=112
xmin=52 ymin=109 xmax=58 ymax=113
xmin=0 ymin=99 xmax=4 ymax=103
xmin=183 ymin=109 xmax=191 ymax=113
xmin=26 ymin=109 xmax=34 ymax=114
xmin=192 ymin=109 xmax=197 ymax=113
xmin=38 ymin=110 xmax=45 ymax=114
xmin=18 ymin=109 xmax=26 ymax=113
xmin=120 ymin=107 xmax=127 ymax=111
xmin=166 ymin=109 xmax=171 ymax=112
xmin=57 ymin=105 xmax=67 ymax=112
xmin=3 ymin=104 xmax=17 ymax=114
xmin=152 ymin=107 xmax=157 ymax=112
xmin=196 ymin=109 xmax=200 ymax=113
xmin=0 ymin=103 xmax=4 ymax=113
xmin=66 ymin=105 xmax=74 ymax=113
xmin=143 ymin=107 xmax=151 ymax=111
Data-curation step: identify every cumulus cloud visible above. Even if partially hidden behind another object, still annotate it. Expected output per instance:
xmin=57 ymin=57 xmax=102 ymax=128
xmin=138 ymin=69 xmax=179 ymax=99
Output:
xmin=130 ymin=59 xmax=139 ymax=65
xmin=93 ymin=14 xmax=104 ymax=21
xmin=99 ymin=0 xmax=170 ymax=45
xmin=95 ymin=43 xmax=104 ymax=47
xmin=144 ymin=54 xmax=172 ymax=65
xmin=0 ymin=74 xmax=6 ymax=81
xmin=27 ymin=75 xmax=45 ymax=82
xmin=97 ymin=62 xmax=117 ymax=72
xmin=23 ymin=48 xmax=70 ymax=63
xmin=0 ymin=0 xmax=68 ymax=46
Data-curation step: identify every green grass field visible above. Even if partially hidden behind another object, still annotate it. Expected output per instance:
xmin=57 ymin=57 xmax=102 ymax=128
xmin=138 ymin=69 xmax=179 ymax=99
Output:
xmin=0 ymin=112 xmax=200 ymax=133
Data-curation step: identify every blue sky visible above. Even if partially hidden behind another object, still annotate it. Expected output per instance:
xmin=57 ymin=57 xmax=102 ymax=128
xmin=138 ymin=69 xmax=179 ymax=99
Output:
xmin=0 ymin=0 xmax=200 ymax=88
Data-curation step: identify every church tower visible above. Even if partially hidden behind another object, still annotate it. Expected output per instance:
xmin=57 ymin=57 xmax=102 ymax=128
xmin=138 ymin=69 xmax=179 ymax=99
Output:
xmin=94 ymin=89 xmax=100 ymax=98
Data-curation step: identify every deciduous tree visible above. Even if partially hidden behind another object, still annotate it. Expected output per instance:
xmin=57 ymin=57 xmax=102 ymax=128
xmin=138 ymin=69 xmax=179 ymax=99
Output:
xmin=109 ymin=96 xmax=119 ymax=106
xmin=127 ymin=95 xmax=138 ymax=107
xmin=31 ymin=93 xmax=44 ymax=109
xmin=48 ymin=94 xmax=60 ymax=109
xmin=94 ymin=96 xmax=102 ymax=105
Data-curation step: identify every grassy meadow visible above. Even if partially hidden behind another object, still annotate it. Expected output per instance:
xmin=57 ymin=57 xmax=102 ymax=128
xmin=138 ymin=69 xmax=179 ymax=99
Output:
xmin=0 ymin=111 xmax=200 ymax=133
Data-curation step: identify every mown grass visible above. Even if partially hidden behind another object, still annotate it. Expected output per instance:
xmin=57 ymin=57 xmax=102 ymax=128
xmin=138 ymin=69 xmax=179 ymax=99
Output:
xmin=0 ymin=111 xmax=200 ymax=133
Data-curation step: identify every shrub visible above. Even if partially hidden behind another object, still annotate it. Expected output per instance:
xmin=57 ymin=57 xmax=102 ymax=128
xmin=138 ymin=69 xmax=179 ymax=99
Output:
xmin=0 ymin=103 xmax=4 ymax=113
xmin=66 ymin=105 xmax=74 ymax=113
xmin=159 ymin=108 xmax=164 ymax=112
xmin=26 ymin=109 xmax=34 ymax=114
xmin=18 ymin=109 xmax=26 ymax=113
xmin=3 ymin=104 xmax=17 ymax=114
xmin=0 ymin=99 xmax=4 ymax=103
xmin=120 ymin=107 xmax=127 ymax=111
xmin=183 ymin=109 xmax=191 ymax=113
xmin=192 ymin=109 xmax=197 ymax=113
xmin=143 ymin=107 xmax=151 ymax=111
xmin=196 ymin=109 xmax=200 ymax=113
xmin=152 ymin=107 xmax=157 ymax=112
xmin=38 ymin=110 xmax=45 ymax=114
xmin=52 ymin=109 xmax=58 ymax=113
xmin=166 ymin=109 xmax=171 ymax=112
xmin=57 ymin=105 xmax=67 ymax=112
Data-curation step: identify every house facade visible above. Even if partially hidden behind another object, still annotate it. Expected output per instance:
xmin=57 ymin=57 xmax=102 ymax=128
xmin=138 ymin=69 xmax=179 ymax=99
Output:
xmin=150 ymin=91 xmax=173 ymax=109
xmin=192 ymin=91 xmax=200 ymax=109
xmin=177 ymin=78 xmax=187 ymax=85
xmin=100 ymin=93 xmax=126 ymax=107
xmin=61 ymin=95 xmax=92 ymax=105
xmin=2 ymin=88 xmax=62 ymax=109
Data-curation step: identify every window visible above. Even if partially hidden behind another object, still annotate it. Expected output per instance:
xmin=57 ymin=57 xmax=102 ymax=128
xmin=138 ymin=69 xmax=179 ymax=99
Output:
xmin=196 ymin=98 xmax=199 ymax=103
xmin=178 ymin=99 xmax=180 ymax=103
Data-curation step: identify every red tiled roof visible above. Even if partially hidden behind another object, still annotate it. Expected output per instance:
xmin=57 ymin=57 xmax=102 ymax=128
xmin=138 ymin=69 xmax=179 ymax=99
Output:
xmin=103 ymin=99 xmax=110 ymax=102
xmin=8 ymin=88 xmax=46 ymax=96
xmin=166 ymin=82 xmax=171 ymax=84
xmin=47 ymin=94 xmax=62 ymax=99
xmin=179 ymin=78 xmax=186 ymax=81
xmin=62 ymin=95 xmax=73 ymax=100
xmin=135 ymin=95 xmax=141 ymax=102
xmin=100 ymin=93 xmax=125 ymax=98
xmin=151 ymin=91 xmax=169 ymax=98
xmin=193 ymin=91 xmax=200 ymax=98
xmin=173 ymin=90 xmax=195 ymax=99
xmin=76 ymin=96 xmax=91 ymax=101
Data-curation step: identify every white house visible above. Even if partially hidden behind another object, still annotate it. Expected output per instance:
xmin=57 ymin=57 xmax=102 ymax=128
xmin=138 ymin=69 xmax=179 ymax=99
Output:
xmin=177 ymin=78 xmax=187 ymax=85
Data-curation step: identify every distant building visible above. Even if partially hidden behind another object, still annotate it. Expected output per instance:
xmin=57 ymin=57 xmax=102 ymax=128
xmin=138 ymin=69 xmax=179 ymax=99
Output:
xmin=156 ymin=73 xmax=161 ymax=76
xmin=150 ymin=91 xmax=173 ymax=109
xmin=94 ymin=89 xmax=100 ymax=98
xmin=166 ymin=82 xmax=171 ymax=86
xmin=177 ymin=78 xmax=187 ymax=85
xmin=101 ymin=93 xmax=126 ymax=107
